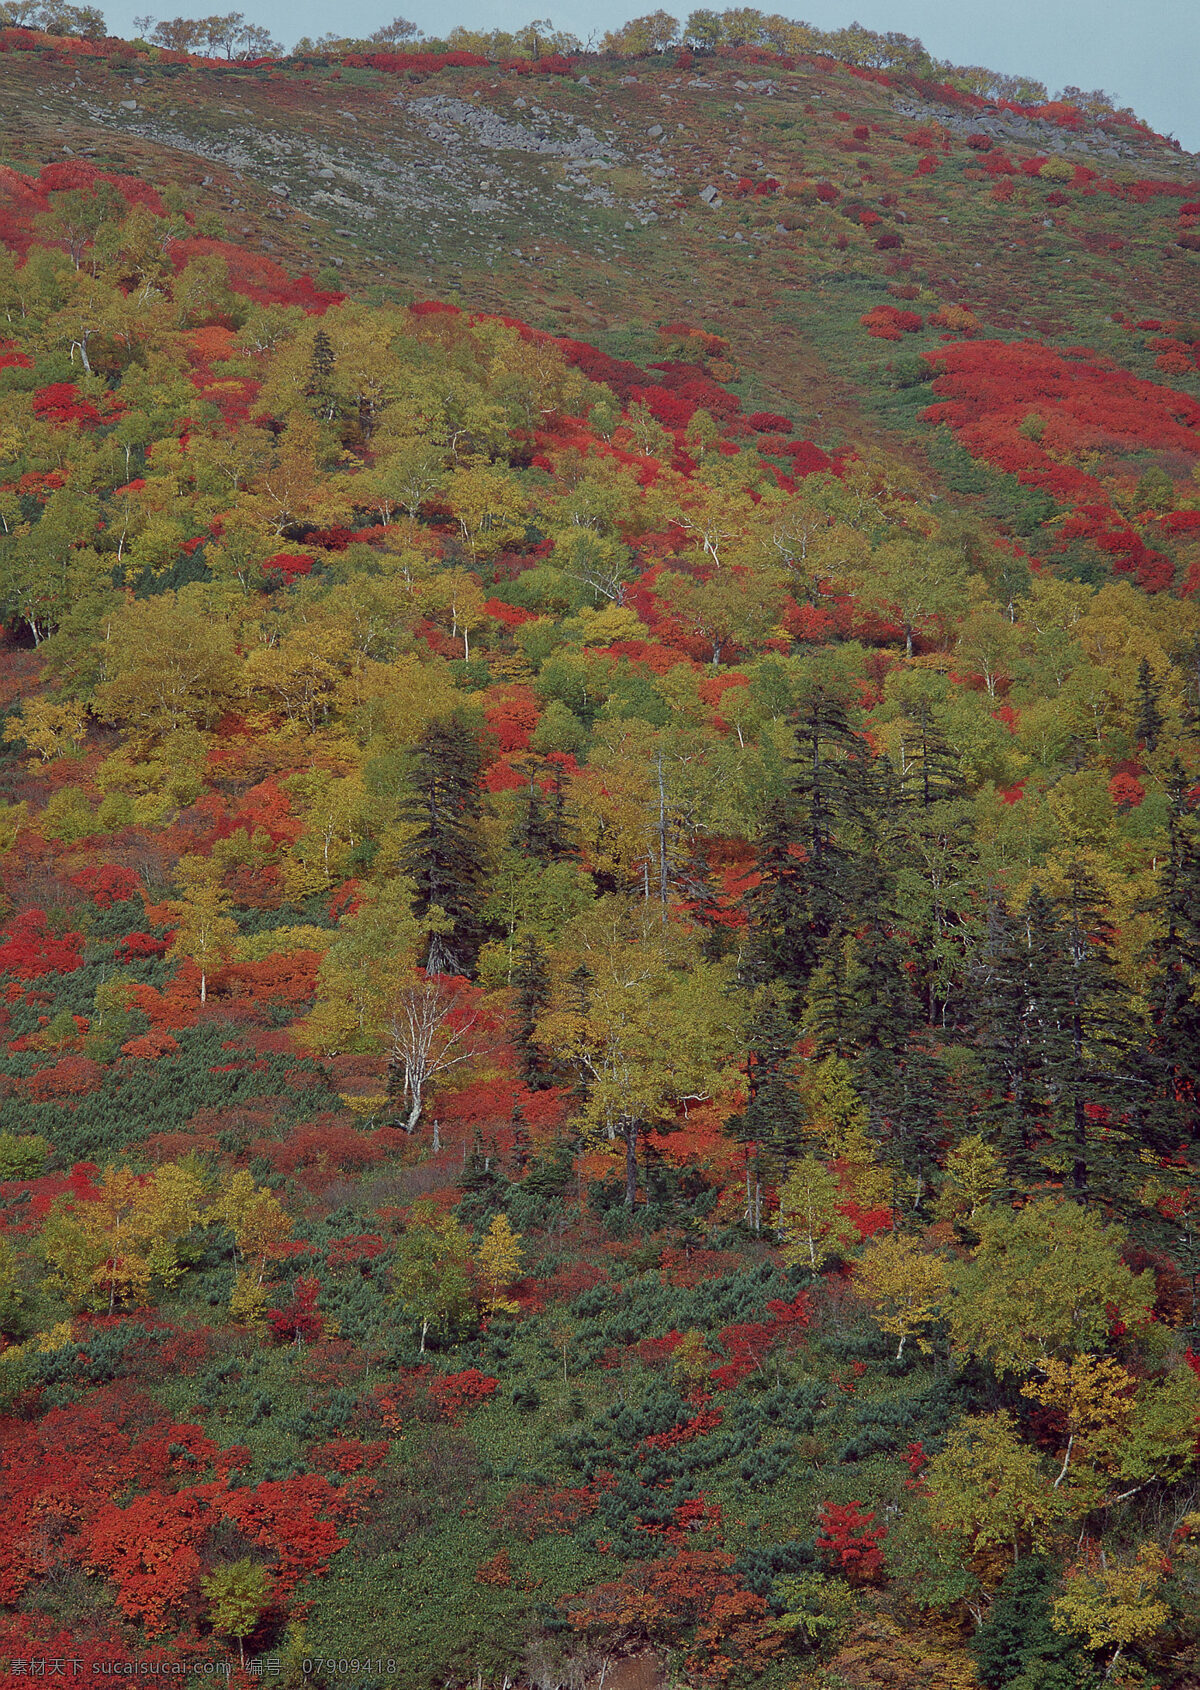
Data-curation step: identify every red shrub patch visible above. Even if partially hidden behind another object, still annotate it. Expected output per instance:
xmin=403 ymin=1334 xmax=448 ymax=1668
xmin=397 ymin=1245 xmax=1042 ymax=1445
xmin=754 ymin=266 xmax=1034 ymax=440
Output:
xmin=501 ymin=1481 xmax=599 ymax=1538
xmin=816 ymin=1500 xmax=887 ymax=1584
xmin=0 ymin=910 xmax=83 ymax=979
xmin=68 ymin=866 xmax=141 ymax=908
xmin=428 ymin=1369 xmax=498 ymax=1422
xmin=861 ymin=305 xmax=923 ymax=341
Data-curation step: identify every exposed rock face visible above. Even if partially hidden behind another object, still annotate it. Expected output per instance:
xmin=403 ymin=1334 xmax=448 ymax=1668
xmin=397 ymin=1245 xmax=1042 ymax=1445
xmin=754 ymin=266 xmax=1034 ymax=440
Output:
xmin=892 ymin=97 xmax=1171 ymax=166
xmin=405 ymin=93 xmax=621 ymax=166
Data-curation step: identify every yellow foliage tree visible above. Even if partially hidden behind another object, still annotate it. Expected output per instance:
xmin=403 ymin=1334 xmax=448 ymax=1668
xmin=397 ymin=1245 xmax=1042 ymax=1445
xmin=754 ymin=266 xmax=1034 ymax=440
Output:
xmin=92 ymin=589 xmax=241 ymax=738
xmin=1052 ymin=1543 xmax=1169 ymax=1681
xmin=853 ymin=1233 xmax=949 ymax=1359
xmin=778 ymin=1156 xmax=859 ymax=1272
xmin=444 ymin=462 xmax=527 ymax=560
xmin=5 ymin=698 xmax=89 ymax=763
xmin=38 ymin=1160 xmax=209 ymax=1313
xmin=475 ymin=1214 xmax=523 ymax=1315
xmin=537 ymin=897 xmax=742 ymax=1207
xmin=213 ymin=1169 xmax=293 ymax=1287
xmin=947 ymin=1201 xmax=1154 ymax=1375
xmin=933 ymin=1135 xmax=1002 ymax=1226
xmin=166 ymin=855 xmax=238 ymax=1005
xmin=925 ymin=1410 xmax=1063 ymax=1571
xmin=1021 ymin=1353 xmax=1136 ymax=1497
xmin=301 ymin=879 xmax=422 ymax=1055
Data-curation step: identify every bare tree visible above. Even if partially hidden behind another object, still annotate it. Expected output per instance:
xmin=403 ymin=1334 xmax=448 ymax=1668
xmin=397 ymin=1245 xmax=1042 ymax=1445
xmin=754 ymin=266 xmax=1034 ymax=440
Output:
xmin=387 ymin=972 xmax=498 ymax=1132
xmin=236 ymin=19 xmax=280 ymax=55
xmin=202 ymin=11 xmax=246 ymax=56
xmin=369 ymin=14 xmax=420 ymax=44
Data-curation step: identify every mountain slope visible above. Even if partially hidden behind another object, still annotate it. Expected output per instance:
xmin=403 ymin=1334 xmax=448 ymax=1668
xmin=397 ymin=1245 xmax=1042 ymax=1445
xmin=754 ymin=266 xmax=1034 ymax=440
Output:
xmin=0 ymin=22 xmax=1199 ymax=1690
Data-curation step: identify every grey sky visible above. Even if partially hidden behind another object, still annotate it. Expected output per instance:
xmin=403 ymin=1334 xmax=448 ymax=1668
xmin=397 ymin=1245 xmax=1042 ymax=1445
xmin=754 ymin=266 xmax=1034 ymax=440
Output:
xmin=99 ymin=0 xmax=1200 ymax=152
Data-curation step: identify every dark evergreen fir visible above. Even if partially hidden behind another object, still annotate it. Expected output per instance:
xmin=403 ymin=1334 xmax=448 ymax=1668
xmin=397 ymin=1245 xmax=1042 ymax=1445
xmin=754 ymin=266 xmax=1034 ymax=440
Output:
xmin=512 ymin=933 xmax=552 ymax=1090
xmin=305 ymin=327 xmax=338 ymax=422
xmin=1029 ymin=867 xmax=1141 ymax=1205
xmin=1145 ymin=764 xmax=1200 ymax=1147
xmin=744 ymin=684 xmax=872 ymax=1003
xmin=1135 ymin=656 xmax=1165 ymax=754
xmin=900 ymin=698 xmax=967 ymax=808
xmin=401 ymin=715 xmax=488 ymax=976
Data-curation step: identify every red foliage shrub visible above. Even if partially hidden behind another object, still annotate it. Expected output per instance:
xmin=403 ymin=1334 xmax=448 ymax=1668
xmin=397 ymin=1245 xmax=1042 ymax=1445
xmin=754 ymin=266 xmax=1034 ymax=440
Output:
xmin=709 ymin=1294 xmax=812 ymax=1389
xmin=860 ymin=305 xmax=923 ymax=341
xmin=196 ymin=1471 xmax=349 ymax=1602
xmin=24 ymin=1054 xmax=105 ymax=1100
xmin=786 ymin=440 xmax=834 ymax=475
xmin=213 ymin=950 xmax=321 ymax=1008
xmin=208 ymin=775 xmax=302 ymax=848
xmin=263 ymin=551 xmax=314 ymax=577
xmin=484 ymin=683 xmax=540 ymax=753
xmin=115 ymin=931 xmax=169 ymax=962
xmin=167 ymin=236 xmax=338 ymax=314
xmin=308 ymin=1437 xmax=389 ymax=1475
xmin=427 ymin=1369 xmax=498 ymax=1423
xmin=263 ymin=1121 xmax=404 ymax=1181
xmin=1109 ymin=771 xmax=1146 ymax=810
xmin=0 ymin=1162 xmax=98 ymax=1233
xmin=816 ymin=1499 xmax=886 ymax=1583
xmin=476 ymin=1547 xmax=513 ymax=1585
xmin=634 ymin=1329 xmax=684 ymax=1370
xmin=920 ymin=339 xmax=1200 ymax=591
xmin=483 ymin=595 xmax=534 ymax=629
xmin=1110 ymin=176 xmax=1199 ymax=205
xmin=0 ymin=909 xmax=82 ymax=979
xmin=31 ymin=382 xmax=104 ymax=428
xmin=837 ymin=1198 xmax=893 ymax=1238
xmin=68 ymin=865 xmax=141 ymax=909
xmin=745 ymin=411 xmax=791 ymax=433
xmin=501 ymin=1481 xmax=599 ymax=1539
xmin=902 ymin=1441 xmax=928 ymax=1489
xmin=120 ymin=1030 xmax=180 ymax=1059
xmin=639 ymin=1408 xmax=725 ymax=1453
xmin=267 ymin=1275 xmax=325 ymax=1346
xmin=562 ymin=1548 xmax=781 ymax=1682
xmin=517 ymin=1258 xmax=611 ymax=1311
xmin=0 ymin=1387 xmax=217 ymax=1608
xmin=326 ymin=1234 xmax=387 ymax=1272
xmin=657 ymin=1247 xmax=744 ymax=1289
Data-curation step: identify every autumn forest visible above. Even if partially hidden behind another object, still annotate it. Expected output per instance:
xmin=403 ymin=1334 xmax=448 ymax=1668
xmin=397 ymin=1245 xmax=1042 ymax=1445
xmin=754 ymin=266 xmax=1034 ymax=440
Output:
xmin=0 ymin=7 xmax=1198 ymax=1687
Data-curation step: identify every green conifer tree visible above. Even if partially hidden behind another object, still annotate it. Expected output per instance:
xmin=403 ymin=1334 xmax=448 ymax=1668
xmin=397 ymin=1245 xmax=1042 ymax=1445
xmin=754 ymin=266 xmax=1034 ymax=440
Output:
xmin=745 ymin=683 xmax=871 ymax=1002
xmin=1135 ymin=656 xmax=1165 ymax=755
xmin=401 ymin=716 xmax=488 ymax=976
xmin=1029 ymin=868 xmax=1140 ymax=1205
xmin=512 ymin=933 xmax=552 ymax=1091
